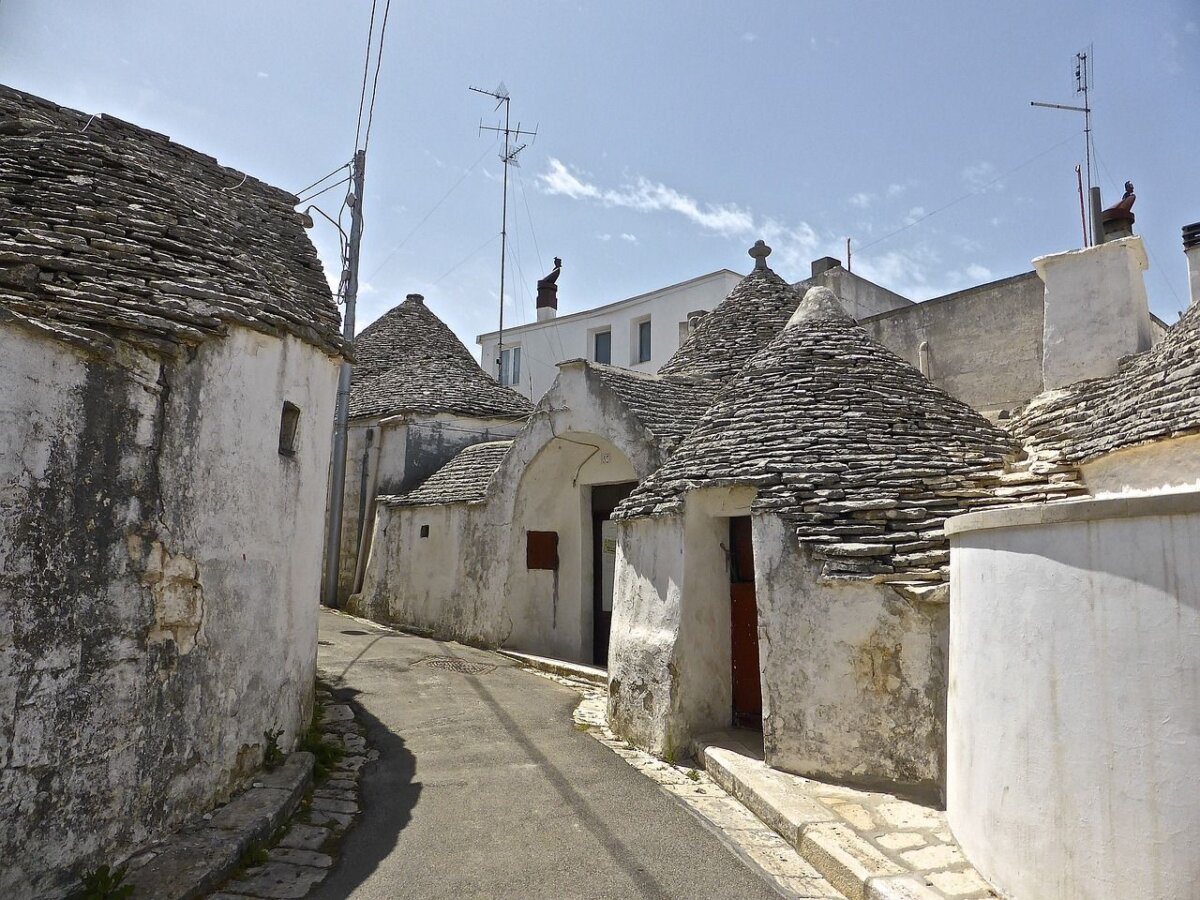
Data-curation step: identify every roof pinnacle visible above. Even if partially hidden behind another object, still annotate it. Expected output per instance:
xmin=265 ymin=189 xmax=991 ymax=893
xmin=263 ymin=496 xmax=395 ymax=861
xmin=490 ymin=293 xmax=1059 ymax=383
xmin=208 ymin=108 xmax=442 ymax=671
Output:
xmin=748 ymin=240 xmax=772 ymax=271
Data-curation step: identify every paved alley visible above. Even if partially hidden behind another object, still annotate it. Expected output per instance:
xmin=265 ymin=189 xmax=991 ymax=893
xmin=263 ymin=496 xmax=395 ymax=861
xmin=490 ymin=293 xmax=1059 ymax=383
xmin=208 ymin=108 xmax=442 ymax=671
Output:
xmin=310 ymin=609 xmax=782 ymax=900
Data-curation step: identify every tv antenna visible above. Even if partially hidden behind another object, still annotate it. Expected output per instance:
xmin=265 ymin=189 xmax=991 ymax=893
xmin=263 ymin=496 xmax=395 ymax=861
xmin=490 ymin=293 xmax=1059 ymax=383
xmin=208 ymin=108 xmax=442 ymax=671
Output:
xmin=469 ymin=82 xmax=538 ymax=381
xmin=1032 ymin=46 xmax=1099 ymax=245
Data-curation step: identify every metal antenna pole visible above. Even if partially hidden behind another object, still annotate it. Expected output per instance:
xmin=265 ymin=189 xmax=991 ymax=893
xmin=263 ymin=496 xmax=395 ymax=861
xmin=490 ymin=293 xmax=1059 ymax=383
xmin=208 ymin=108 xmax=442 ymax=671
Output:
xmin=470 ymin=84 xmax=537 ymax=381
xmin=322 ymin=148 xmax=366 ymax=608
xmin=1031 ymin=47 xmax=1096 ymax=247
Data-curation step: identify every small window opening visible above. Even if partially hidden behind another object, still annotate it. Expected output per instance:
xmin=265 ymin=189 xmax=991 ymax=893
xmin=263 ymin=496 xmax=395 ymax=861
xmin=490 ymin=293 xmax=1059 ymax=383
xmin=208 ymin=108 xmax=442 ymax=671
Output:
xmin=278 ymin=402 xmax=300 ymax=457
xmin=419 ymin=524 xmax=430 ymax=538
xmin=593 ymin=330 xmax=612 ymax=365
xmin=527 ymin=530 xmax=559 ymax=570
xmin=636 ymin=318 xmax=652 ymax=363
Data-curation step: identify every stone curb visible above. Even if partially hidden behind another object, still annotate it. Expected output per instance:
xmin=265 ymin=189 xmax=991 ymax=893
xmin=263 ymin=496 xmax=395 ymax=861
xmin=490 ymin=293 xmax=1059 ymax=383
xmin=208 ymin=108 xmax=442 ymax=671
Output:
xmin=498 ymin=649 xmax=609 ymax=686
xmin=124 ymin=752 xmax=314 ymax=900
xmin=694 ymin=738 xmax=994 ymax=900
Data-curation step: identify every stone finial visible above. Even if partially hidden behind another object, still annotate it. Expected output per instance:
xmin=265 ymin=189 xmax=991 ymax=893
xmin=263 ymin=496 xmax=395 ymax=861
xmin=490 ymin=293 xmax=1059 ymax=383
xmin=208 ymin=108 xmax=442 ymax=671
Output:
xmin=786 ymin=286 xmax=853 ymax=328
xmin=406 ymin=293 xmax=424 ymax=305
xmin=748 ymin=240 xmax=772 ymax=271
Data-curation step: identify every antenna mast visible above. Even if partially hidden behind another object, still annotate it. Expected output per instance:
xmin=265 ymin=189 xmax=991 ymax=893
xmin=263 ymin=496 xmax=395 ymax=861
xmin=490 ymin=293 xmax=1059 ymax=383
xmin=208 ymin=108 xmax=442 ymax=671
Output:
xmin=470 ymin=83 xmax=537 ymax=382
xmin=1032 ymin=46 xmax=1098 ymax=245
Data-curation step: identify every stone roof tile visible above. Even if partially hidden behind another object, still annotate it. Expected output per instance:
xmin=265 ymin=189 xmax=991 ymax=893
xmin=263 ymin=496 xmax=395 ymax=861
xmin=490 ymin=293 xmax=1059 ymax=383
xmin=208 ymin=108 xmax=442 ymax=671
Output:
xmin=349 ymin=295 xmax=533 ymax=420
xmin=657 ymin=262 xmax=798 ymax=381
xmin=1011 ymin=301 xmax=1200 ymax=463
xmin=587 ymin=364 xmax=724 ymax=454
xmin=382 ymin=440 xmax=512 ymax=507
xmin=616 ymin=287 xmax=1021 ymax=584
xmin=0 ymin=85 xmax=343 ymax=357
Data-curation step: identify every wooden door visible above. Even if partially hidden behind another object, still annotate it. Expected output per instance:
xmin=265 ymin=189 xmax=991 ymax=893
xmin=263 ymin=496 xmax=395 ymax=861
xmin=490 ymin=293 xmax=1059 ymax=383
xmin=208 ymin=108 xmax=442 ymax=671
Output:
xmin=591 ymin=483 xmax=636 ymax=666
xmin=729 ymin=516 xmax=762 ymax=729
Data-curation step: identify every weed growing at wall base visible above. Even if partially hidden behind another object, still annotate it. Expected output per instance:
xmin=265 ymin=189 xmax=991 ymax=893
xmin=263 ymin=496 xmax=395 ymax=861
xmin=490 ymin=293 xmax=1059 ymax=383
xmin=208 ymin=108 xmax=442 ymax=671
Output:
xmin=72 ymin=865 xmax=133 ymax=900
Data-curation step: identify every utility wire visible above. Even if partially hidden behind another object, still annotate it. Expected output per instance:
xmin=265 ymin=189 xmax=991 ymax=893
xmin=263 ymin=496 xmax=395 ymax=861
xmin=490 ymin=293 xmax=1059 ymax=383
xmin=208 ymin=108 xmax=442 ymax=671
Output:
xmin=352 ymin=0 xmax=379 ymax=153
xmin=297 ymin=175 xmax=351 ymax=205
xmin=365 ymin=137 xmax=498 ymax=281
xmin=856 ymin=130 xmax=1083 ymax=257
xmin=434 ymin=234 xmax=499 ymax=285
xmin=295 ymin=162 xmax=350 ymax=199
xmin=361 ymin=0 xmax=393 ymax=156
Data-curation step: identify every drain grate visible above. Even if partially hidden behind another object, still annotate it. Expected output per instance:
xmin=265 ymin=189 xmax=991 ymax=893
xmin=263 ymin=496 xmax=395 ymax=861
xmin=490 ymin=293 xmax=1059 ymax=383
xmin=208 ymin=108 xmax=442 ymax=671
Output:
xmin=414 ymin=656 xmax=496 ymax=676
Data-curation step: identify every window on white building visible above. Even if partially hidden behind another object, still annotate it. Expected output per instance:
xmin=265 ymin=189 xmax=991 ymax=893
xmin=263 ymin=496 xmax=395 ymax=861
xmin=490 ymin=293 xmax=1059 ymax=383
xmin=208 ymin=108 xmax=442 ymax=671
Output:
xmin=593 ymin=330 xmax=611 ymax=365
xmin=500 ymin=346 xmax=521 ymax=386
xmin=635 ymin=318 xmax=652 ymax=364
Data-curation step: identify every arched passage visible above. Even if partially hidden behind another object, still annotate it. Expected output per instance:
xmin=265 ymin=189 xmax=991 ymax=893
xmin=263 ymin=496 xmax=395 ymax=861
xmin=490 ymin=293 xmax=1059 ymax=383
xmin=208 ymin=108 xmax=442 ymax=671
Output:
xmin=504 ymin=431 xmax=637 ymax=664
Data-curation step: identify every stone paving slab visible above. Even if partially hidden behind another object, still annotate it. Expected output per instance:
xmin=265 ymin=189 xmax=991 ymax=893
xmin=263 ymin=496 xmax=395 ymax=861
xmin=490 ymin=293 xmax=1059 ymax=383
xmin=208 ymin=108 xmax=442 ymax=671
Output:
xmin=125 ymin=752 xmax=313 ymax=900
xmin=694 ymin=732 xmax=998 ymax=900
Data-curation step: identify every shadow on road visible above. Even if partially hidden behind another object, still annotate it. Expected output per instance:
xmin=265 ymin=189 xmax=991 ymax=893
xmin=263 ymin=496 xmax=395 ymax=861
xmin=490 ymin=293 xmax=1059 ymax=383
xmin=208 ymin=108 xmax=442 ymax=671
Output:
xmin=310 ymin=684 xmax=422 ymax=899
xmin=437 ymin=642 xmax=668 ymax=899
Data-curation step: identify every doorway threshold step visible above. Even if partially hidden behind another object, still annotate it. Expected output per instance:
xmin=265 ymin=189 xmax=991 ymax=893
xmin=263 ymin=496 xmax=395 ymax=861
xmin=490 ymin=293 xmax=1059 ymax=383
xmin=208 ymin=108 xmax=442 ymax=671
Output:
xmin=496 ymin=649 xmax=608 ymax=686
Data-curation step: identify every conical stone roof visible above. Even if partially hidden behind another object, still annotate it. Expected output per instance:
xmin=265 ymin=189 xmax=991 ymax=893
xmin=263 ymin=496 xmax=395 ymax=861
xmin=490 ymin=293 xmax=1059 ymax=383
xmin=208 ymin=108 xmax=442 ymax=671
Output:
xmin=0 ymin=85 xmax=343 ymax=358
xmin=1012 ymin=300 xmax=1200 ymax=463
xmin=349 ymin=294 xmax=533 ymax=420
xmin=617 ymin=287 xmax=1019 ymax=583
xmin=658 ymin=240 xmax=799 ymax=381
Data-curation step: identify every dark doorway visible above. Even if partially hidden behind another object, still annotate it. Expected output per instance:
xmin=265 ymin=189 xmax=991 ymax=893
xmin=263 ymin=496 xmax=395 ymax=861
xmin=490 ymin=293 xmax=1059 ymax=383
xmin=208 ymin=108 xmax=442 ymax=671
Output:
xmin=729 ymin=516 xmax=762 ymax=729
xmin=591 ymin=482 xmax=637 ymax=666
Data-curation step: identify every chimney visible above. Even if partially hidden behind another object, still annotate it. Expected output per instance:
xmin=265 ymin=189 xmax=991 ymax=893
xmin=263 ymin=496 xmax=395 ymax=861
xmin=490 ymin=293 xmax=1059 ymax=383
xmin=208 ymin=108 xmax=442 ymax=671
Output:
xmin=810 ymin=256 xmax=842 ymax=278
xmin=536 ymin=256 xmax=562 ymax=322
xmin=1184 ymin=222 xmax=1200 ymax=308
xmin=1035 ymin=236 xmax=1153 ymax=390
xmin=1100 ymin=181 xmax=1137 ymax=243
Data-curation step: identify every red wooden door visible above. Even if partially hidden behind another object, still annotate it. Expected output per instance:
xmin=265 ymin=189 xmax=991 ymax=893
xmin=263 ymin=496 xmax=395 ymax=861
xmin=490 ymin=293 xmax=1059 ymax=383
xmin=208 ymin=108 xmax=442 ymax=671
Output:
xmin=729 ymin=517 xmax=761 ymax=729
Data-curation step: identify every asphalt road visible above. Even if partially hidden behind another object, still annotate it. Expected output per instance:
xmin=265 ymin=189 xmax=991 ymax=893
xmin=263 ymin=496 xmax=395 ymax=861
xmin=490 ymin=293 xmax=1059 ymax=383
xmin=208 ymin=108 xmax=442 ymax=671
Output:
xmin=310 ymin=609 xmax=779 ymax=900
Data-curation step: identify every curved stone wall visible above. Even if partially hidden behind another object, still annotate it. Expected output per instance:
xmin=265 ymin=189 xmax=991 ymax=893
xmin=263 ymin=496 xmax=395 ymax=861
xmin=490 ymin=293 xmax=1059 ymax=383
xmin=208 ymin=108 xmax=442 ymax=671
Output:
xmin=946 ymin=493 xmax=1200 ymax=899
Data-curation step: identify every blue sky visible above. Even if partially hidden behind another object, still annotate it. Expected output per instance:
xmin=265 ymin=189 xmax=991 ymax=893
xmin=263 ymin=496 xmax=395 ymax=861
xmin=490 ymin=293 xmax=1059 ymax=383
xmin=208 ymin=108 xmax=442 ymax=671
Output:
xmin=2 ymin=1 xmax=1196 ymax=357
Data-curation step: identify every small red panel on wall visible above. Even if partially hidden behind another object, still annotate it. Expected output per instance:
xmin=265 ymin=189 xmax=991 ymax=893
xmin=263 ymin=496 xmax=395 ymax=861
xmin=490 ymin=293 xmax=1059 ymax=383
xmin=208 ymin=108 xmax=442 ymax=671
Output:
xmin=527 ymin=530 xmax=559 ymax=570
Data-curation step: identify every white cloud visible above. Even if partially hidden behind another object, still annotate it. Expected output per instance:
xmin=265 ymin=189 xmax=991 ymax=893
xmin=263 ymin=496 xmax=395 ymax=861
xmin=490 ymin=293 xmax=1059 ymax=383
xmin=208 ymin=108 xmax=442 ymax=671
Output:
xmin=539 ymin=158 xmax=755 ymax=237
xmin=965 ymin=264 xmax=992 ymax=281
xmin=904 ymin=206 xmax=926 ymax=225
xmin=538 ymin=159 xmax=825 ymax=270
xmin=886 ymin=183 xmax=907 ymax=197
xmin=742 ymin=32 xmax=757 ymax=43
xmin=256 ymin=71 xmax=269 ymax=79
xmin=962 ymin=161 xmax=1003 ymax=192
xmin=848 ymin=192 xmax=874 ymax=208
xmin=597 ymin=233 xmax=612 ymax=241
xmin=620 ymin=233 xmax=638 ymax=243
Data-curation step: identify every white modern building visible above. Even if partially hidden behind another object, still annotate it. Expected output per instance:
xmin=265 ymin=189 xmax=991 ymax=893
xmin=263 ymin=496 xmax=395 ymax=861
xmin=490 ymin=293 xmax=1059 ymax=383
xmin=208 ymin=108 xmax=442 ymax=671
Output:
xmin=478 ymin=268 xmax=742 ymax=401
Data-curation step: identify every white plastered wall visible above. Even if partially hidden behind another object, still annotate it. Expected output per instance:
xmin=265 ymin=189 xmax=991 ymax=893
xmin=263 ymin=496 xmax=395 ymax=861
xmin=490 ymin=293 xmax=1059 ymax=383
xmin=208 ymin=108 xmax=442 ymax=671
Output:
xmin=753 ymin=514 xmax=946 ymax=797
xmin=0 ymin=323 xmax=338 ymax=898
xmin=1080 ymin=431 xmax=1200 ymax=498
xmin=607 ymin=487 xmax=752 ymax=758
xmin=947 ymin=494 xmax=1200 ymax=900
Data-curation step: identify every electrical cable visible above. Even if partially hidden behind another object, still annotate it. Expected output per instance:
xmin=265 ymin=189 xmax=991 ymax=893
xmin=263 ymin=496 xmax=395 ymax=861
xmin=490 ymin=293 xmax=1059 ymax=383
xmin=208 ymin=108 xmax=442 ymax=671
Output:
xmin=365 ymin=137 xmax=498 ymax=282
xmin=353 ymin=0 xmax=379 ymax=153
xmin=361 ymin=0 xmax=393 ymax=156
xmin=855 ymin=130 xmax=1083 ymax=258
xmin=297 ymin=175 xmax=351 ymax=205
xmin=295 ymin=163 xmax=350 ymax=199
xmin=434 ymin=234 xmax=500 ymax=285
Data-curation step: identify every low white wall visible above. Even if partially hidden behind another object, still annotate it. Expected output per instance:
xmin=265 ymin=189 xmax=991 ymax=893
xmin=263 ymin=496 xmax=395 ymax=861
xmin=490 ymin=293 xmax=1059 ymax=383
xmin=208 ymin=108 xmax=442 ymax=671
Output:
xmin=754 ymin=514 xmax=946 ymax=797
xmin=1080 ymin=431 xmax=1200 ymax=498
xmin=947 ymin=493 xmax=1200 ymax=900
xmin=0 ymin=324 xmax=337 ymax=898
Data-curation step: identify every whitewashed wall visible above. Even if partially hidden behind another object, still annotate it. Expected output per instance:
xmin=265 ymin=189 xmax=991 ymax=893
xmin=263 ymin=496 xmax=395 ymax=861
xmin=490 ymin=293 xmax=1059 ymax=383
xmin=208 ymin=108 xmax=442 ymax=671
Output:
xmin=0 ymin=323 xmax=337 ymax=899
xmin=607 ymin=488 xmax=752 ymax=758
xmin=478 ymin=271 xmax=742 ymax=400
xmin=355 ymin=362 xmax=664 ymax=662
xmin=947 ymin=493 xmax=1200 ymax=900
xmin=753 ymin=514 xmax=946 ymax=797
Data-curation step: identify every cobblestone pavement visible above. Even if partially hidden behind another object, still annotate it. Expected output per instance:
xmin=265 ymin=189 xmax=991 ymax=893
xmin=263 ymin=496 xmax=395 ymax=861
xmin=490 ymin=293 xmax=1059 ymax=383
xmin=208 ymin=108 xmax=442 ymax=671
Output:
xmin=206 ymin=687 xmax=372 ymax=899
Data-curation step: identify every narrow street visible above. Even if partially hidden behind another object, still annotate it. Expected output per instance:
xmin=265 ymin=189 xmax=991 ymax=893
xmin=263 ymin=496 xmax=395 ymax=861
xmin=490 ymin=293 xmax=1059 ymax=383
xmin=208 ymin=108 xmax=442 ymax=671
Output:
xmin=310 ymin=609 xmax=780 ymax=900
